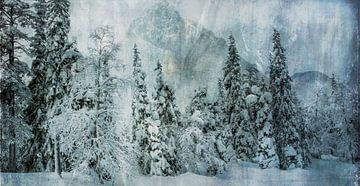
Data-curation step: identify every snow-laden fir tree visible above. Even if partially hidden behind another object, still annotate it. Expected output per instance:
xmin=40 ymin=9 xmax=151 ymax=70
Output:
xmin=132 ymin=44 xmax=151 ymax=175
xmin=0 ymin=0 xmax=32 ymax=172
xmin=252 ymin=80 xmax=279 ymax=169
xmin=23 ymin=0 xmax=80 ymax=174
xmin=147 ymin=102 xmax=173 ymax=176
xmin=237 ymin=70 xmax=258 ymax=161
xmin=222 ymin=34 xmax=256 ymax=161
xmin=179 ymin=88 xmax=226 ymax=175
xmin=48 ymin=26 xmax=130 ymax=183
xmin=152 ymin=61 xmax=180 ymax=176
xmin=269 ymin=29 xmax=306 ymax=169
xmin=23 ymin=0 xmax=49 ymax=172
xmin=293 ymin=97 xmax=311 ymax=167
xmin=43 ymin=0 xmax=80 ymax=175
xmin=186 ymin=87 xmax=207 ymax=116
xmin=213 ymin=79 xmax=235 ymax=164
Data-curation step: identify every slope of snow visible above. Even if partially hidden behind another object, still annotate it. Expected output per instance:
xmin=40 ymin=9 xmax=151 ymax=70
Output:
xmin=1 ymin=159 xmax=358 ymax=186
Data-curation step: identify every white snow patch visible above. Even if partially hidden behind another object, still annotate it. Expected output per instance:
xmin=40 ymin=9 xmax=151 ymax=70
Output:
xmin=320 ymin=154 xmax=339 ymax=161
xmin=1 ymin=160 xmax=358 ymax=186
xmin=245 ymin=94 xmax=258 ymax=106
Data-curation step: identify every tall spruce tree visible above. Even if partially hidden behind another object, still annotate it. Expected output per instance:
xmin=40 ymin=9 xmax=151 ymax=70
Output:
xmin=46 ymin=0 xmax=79 ymax=176
xmin=214 ymin=79 xmax=234 ymax=163
xmin=40 ymin=0 xmax=79 ymax=175
xmin=0 ymin=0 xmax=32 ymax=172
xmin=152 ymin=60 xmax=180 ymax=176
xmin=269 ymin=29 xmax=306 ymax=169
xmin=222 ymin=34 xmax=256 ymax=161
xmin=253 ymin=80 xmax=279 ymax=168
xmin=23 ymin=0 xmax=49 ymax=172
xmin=131 ymin=44 xmax=151 ymax=174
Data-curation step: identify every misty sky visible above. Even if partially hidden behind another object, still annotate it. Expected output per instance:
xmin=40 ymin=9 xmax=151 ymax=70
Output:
xmin=69 ymin=0 xmax=358 ymax=80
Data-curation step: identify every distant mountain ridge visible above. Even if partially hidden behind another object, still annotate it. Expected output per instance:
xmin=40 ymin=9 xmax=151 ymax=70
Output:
xmin=127 ymin=1 xmax=260 ymax=109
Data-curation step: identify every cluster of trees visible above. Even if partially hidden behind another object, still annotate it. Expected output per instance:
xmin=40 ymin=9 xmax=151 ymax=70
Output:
xmin=1 ymin=0 xmax=358 ymax=183
xmin=305 ymin=74 xmax=359 ymax=162
xmin=1 ymin=0 xmax=131 ymax=183
xmin=130 ymin=30 xmax=314 ymax=176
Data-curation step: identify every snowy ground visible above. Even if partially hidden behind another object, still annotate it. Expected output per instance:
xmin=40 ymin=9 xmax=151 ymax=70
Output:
xmin=1 ymin=159 xmax=358 ymax=186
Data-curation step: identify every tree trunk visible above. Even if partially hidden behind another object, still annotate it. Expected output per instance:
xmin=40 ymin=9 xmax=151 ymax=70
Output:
xmin=6 ymin=5 xmax=17 ymax=173
xmin=54 ymin=135 xmax=62 ymax=177
xmin=8 ymin=142 xmax=16 ymax=172
xmin=8 ymin=91 xmax=16 ymax=172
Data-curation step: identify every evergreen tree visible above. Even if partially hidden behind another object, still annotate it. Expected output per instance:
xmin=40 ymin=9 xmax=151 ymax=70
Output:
xmin=294 ymin=97 xmax=311 ymax=167
xmin=43 ymin=0 xmax=79 ymax=176
xmin=269 ymin=29 xmax=306 ymax=169
xmin=131 ymin=44 xmax=151 ymax=175
xmin=223 ymin=34 xmax=242 ymax=127
xmin=214 ymin=79 xmax=234 ymax=163
xmin=180 ymin=88 xmax=226 ymax=175
xmin=152 ymin=60 xmax=180 ymax=176
xmin=0 ymin=0 xmax=32 ymax=172
xmin=253 ymin=80 xmax=279 ymax=168
xmin=147 ymin=105 xmax=168 ymax=176
xmin=23 ymin=0 xmax=49 ymax=172
xmin=187 ymin=87 xmax=207 ymax=116
xmin=23 ymin=0 xmax=78 ymax=174
xmin=222 ymin=34 xmax=256 ymax=161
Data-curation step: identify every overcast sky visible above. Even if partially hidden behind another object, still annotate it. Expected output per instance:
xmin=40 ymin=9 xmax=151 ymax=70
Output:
xmin=69 ymin=0 xmax=359 ymax=80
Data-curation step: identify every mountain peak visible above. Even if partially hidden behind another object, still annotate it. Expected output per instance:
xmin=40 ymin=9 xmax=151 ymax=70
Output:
xmin=148 ymin=0 xmax=181 ymax=21
xmin=128 ymin=0 xmax=184 ymax=52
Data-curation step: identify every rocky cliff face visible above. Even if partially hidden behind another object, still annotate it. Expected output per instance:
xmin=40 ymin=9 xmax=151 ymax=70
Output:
xmin=126 ymin=1 xmax=262 ymax=109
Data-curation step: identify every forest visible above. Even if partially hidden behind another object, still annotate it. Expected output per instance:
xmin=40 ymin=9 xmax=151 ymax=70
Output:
xmin=1 ymin=0 xmax=359 ymax=185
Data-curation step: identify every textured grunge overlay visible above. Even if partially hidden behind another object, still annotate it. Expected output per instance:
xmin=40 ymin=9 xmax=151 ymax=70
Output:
xmin=1 ymin=0 xmax=359 ymax=185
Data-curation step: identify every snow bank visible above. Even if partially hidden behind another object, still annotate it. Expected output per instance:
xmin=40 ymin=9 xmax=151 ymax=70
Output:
xmin=320 ymin=154 xmax=339 ymax=161
xmin=1 ymin=159 xmax=358 ymax=186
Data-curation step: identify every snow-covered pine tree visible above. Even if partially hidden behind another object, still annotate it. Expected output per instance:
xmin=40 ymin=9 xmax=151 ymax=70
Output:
xmin=293 ymin=96 xmax=311 ymax=167
xmin=186 ymin=87 xmax=207 ymax=117
xmin=269 ymin=29 xmax=306 ymax=169
xmin=152 ymin=60 xmax=180 ymax=176
xmin=132 ymin=44 xmax=151 ymax=175
xmin=147 ymin=105 xmax=165 ymax=176
xmin=222 ymin=34 xmax=256 ymax=161
xmin=147 ymin=101 xmax=178 ymax=176
xmin=253 ymin=79 xmax=279 ymax=169
xmin=0 ymin=0 xmax=32 ymax=172
xmin=238 ymin=70 xmax=258 ymax=161
xmin=42 ymin=0 xmax=81 ymax=176
xmin=214 ymin=79 xmax=234 ymax=163
xmin=223 ymin=34 xmax=242 ymax=128
xmin=23 ymin=0 xmax=49 ymax=172
xmin=178 ymin=87 xmax=228 ymax=176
